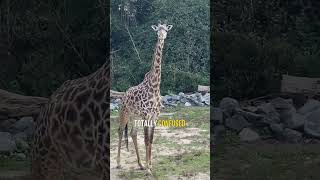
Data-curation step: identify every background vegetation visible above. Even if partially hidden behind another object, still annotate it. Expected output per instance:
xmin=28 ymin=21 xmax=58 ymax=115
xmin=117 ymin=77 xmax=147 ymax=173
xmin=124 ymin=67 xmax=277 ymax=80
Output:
xmin=0 ymin=0 xmax=108 ymax=97
xmin=0 ymin=0 xmax=210 ymax=97
xmin=111 ymin=0 xmax=210 ymax=94
xmin=212 ymin=0 xmax=320 ymax=100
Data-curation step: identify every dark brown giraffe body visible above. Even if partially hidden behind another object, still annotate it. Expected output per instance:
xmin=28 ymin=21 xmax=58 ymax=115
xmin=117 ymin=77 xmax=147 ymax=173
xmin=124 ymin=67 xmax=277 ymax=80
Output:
xmin=116 ymin=23 xmax=173 ymax=174
xmin=31 ymin=62 xmax=110 ymax=180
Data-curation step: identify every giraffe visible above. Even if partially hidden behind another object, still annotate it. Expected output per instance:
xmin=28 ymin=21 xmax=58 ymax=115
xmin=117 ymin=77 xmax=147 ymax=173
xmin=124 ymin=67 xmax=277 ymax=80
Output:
xmin=31 ymin=61 xmax=110 ymax=180
xmin=116 ymin=22 xmax=173 ymax=174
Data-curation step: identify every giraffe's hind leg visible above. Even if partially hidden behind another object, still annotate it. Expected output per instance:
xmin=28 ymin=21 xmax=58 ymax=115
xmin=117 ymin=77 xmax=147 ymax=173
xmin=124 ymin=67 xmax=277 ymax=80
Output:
xmin=130 ymin=125 xmax=145 ymax=170
xmin=31 ymin=139 xmax=64 ymax=180
xmin=148 ymin=126 xmax=155 ymax=169
xmin=116 ymin=108 xmax=129 ymax=169
xmin=144 ymin=126 xmax=152 ymax=175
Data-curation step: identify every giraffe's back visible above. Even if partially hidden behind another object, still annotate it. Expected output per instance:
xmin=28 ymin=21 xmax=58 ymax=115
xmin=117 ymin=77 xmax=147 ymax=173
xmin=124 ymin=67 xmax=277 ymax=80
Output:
xmin=31 ymin=63 xmax=110 ymax=179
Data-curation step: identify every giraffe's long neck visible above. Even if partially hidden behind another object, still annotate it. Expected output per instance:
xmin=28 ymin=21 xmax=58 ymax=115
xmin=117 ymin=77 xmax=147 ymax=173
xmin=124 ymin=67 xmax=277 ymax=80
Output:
xmin=149 ymin=38 xmax=165 ymax=88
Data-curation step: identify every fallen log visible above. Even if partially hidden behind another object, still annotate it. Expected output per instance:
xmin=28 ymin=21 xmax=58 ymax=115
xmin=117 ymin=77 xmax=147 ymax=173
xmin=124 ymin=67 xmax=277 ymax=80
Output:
xmin=0 ymin=88 xmax=124 ymax=119
xmin=0 ymin=89 xmax=48 ymax=119
xmin=110 ymin=90 xmax=125 ymax=98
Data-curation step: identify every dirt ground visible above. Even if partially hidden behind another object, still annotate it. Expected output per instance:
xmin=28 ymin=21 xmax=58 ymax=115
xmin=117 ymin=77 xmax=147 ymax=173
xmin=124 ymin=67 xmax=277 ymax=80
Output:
xmin=110 ymin=107 xmax=210 ymax=180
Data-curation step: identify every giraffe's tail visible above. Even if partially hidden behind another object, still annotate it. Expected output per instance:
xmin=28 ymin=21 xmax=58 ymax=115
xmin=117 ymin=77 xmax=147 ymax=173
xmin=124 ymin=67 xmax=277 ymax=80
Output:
xmin=125 ymin=123 xmax=129 ymax=152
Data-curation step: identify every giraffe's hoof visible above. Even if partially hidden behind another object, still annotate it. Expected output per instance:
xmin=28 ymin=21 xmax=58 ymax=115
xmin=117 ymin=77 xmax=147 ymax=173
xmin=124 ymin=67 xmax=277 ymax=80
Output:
xmin=139 ymin=165 xmax=146 ymax=170
xmin=116 ymin=165 xmax=122 ymax=169
xmin=145 ymin=169 xmax=152 ymax=176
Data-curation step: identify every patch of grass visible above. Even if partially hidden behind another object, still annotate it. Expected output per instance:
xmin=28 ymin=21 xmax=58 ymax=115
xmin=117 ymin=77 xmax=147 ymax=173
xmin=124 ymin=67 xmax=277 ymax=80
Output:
xmin=0 ymin=157 xmax=30 ymax=171
xmin=161 ymin=106 xmax=210 ymax=130
xmin=153 ymin=151 xmax=210 ymax=179
xmin=118 ymin=170 xmax=147 ymax=179
xmin=213 ymin=135 xmax=320 ymax=180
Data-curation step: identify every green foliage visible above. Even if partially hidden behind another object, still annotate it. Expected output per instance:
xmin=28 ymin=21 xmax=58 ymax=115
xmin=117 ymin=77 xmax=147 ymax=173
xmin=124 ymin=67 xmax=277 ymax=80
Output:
xmin=111 ymin=0 xmax=210 ymax=93
xmin=213 ymin=0 xmax=320 ymax=100
xmin=0 ymin=0 xmax=107 ymax=96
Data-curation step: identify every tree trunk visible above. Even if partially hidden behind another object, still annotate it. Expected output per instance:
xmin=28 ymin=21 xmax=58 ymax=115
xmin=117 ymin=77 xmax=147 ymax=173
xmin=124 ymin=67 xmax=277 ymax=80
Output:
xmin=0 ymin=89 xmax=48 ymax=119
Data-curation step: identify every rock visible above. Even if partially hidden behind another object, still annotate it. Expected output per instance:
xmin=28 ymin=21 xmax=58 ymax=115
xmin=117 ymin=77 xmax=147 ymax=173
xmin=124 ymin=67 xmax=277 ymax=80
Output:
xmin=0 ymin=118 xmax=16 ymax=131
xmin=242 ymin=106 xmax=258 ymax=113
xmin=211 ymin=108 xmax=223 ymax=124
xmin=239 ymin=128 xmax=260 ymax=142
xmin=164 ymin=95 xmax=172 ymax=102
xmin=256 ymin=103 xmax=280 ymax=124
xmin=13 ymin=132 xmax=28 ymax=141
xmin=13 ymin=153 xmax=26 ymax=161
xmin=10 ymin=117 xmax=35 ymax=138
xmin=114 ymin=98 xmax=122 ymax=104
xmin=178 ymin=92 xmax=185 ymax=97
xmin=235 ymin=109 xmax=265 ymax=124
xmin=202 ymin=93 xmax=210 ymax=105
xmin=15 ymin=138 xmax=30 ymax=151
xmin=270 ymin=97 xmax=293 ymax=110
xmin=167 ymin=103 xmax=178 ymax=107
xmin=11 ymin=116 xmax=34 ymax=132
xmin=213 ymin=125 xmax=226 ymax=135
xmin=184 ymin=102 xmax=192 ymax=107
xmin=283 ymin=128 xmax=302 ymax=143
xmin=225 ymin=114 xmax=250 ymax=131
xmin=298 ymin=99 xmax=320 ymax=115
xmin=219 ymin=97 xmax=240 ymax=117
xmin=304 ymin=108 xmax=320 ymax=138
xmin=278 ymin=106 xmax=296 ymax=124
xmin=213 ymin=125 xmax=226 ymax=144
xmin=180 ymin=97 xmax=188 ymax=103
xmin=110 ymin=103 xmax=118 ymax=110
xmin=0 ymin=132 xmax=16 ymax=153
xmin=170 ymin=94 xmax=181 ymax=101
xmin=270 ymin=123 xmax=284 ymax=134
xmin=284 ymin=113 xmax=305 ymax=129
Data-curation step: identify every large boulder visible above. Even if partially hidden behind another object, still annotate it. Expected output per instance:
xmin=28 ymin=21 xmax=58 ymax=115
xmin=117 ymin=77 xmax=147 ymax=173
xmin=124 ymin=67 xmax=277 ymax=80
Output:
xmin=211 ymin=108 xmax=223 ymax=124
xmin=283 ymin=113 xmax=306 ymax=129
xmin=235 ymin=109 xmax=265 ymax=125
xmin=219 ymin=97 xmax=240 ymax=117
xmin=304 ymin=108 xmax=320 ymax=138
xmin=256 ymin=103 xmax=280 ymax=124
xmin=0 ymin=132 xmax=16 ymax=153
xmin=283 ymin=128 xmax=302 ymax=143
xmin=298 ymin=99 xmax=320 ymax=115
xmin=10 ymin=116 xmax=35 ymax=138
xmin=239 ymin=128 xmax=260 ymax=142
xmin=0 ymin=118 xmax=16 ymax=131
xmin=270 ymin=97 xmax=293 ymax=110
xmin=225 ymin=114 xmax=250 ymax=131
xmin=270 ymin=123 xmax=284 ymax=135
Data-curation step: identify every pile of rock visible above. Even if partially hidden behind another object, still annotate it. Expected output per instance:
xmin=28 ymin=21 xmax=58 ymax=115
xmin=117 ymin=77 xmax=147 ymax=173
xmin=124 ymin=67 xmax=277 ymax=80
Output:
xmin=213 ymin=97 xmax=320 ymax=143
xmin=0 ymin=116 xmax=35 ymax=159
xmin=111 ymin=92 xmax=210 ymax=111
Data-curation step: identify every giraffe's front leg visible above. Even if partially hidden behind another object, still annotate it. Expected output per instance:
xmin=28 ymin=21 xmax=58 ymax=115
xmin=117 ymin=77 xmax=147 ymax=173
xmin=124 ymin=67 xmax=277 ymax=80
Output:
xmin=131 ymin=125 xmax=145 ymax=170
xmin=116 ymin=126 xmax=123 ymax=169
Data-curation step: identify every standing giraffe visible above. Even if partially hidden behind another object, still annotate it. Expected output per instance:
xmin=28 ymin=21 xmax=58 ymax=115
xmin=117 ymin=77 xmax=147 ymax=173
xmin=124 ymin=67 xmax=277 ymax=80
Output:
xmin=31 ymin=62 xmax=110 ymax=180
xmin=116 ymin=22 xmax=173 ymax=174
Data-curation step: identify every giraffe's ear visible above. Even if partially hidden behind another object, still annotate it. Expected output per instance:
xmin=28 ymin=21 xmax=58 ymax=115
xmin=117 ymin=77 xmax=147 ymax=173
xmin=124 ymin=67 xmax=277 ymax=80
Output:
xmin=151 ymin=25 xmax=158 ymax=31
xmin=167 ymin=25 xmax=173 ymax=31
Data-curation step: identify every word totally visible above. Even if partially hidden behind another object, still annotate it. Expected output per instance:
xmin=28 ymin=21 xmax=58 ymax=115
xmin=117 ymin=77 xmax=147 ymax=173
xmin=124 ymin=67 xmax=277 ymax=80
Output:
xmin=134 ymin=119 xmax=186 ymax=127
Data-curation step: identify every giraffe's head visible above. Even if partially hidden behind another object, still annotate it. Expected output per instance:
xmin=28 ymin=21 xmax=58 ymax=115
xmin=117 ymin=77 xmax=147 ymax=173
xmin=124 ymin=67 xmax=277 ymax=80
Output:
xmin=151 ymin=23 xmax=173 ymax=40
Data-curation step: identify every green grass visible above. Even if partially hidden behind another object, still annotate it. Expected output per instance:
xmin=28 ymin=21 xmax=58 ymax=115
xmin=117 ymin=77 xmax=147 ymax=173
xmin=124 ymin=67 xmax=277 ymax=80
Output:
xmin=0 ymin=156 xmax=30 ymax=171
xmin=213 ymin=134 xmax=320 ymax=180
xmin=153 ymin=151 xmax=210 ymax=179
xmin=118 ymin=151 xmax=210 ymax=180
